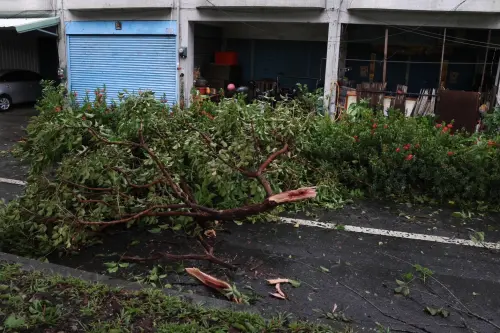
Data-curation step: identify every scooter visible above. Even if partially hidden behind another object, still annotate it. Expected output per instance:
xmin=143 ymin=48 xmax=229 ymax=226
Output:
xmin=227 ymin=78 xmax=300 ymax=106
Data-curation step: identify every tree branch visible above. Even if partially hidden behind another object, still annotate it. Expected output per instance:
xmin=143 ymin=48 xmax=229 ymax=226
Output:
xmin=121 ymin=235 xmax=236 ymax=270
xmin=111 ymin=167 xmax=165 ymax=189
xmin=77 ymin=204 xmax=196 ymax=225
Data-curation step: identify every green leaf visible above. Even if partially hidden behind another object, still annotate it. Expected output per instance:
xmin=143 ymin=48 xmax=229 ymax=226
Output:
xmin=289 ymin=279 xmax=301 ymax=288
xmin=394 ymin=286 xmax=403 ymax=294
xmin=103 ymin=262 xmax=117 ymax=268
xmin=4 ymin=314 xmax=26 ymax=329
xmin=108 ymin=266 xmax=119 ymax=273
xmin=319 ymin=266 xmax=330 ymax=273
xmin=425 ymin=307 xmax=438 ymax=316
xmin=452 ymin=212 xmax=464 ymax=218
xmin=148 ymin=228 xmax=161 ymax=234
xmin=402 ymin=286 xmax=410 ymax=297
xmin=118 ymin=263 xmax=129 ymax=268
xmin=171 ymin=224 xmax=183 ymax=231
xmin=440 ymin=309 xmax=450 ymax=318
xmin=129 ymin=240 xmax=140 ymax=246
xmin=395 ymin=279 xmax=405 ymax=286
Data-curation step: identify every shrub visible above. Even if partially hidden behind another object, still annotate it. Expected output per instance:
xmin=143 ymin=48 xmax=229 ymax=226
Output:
xmin=0 ymin=82 xmax=341 ymax=256
xmin=304 ymin=104 xmax=500 ymax=206
xmin=3 ymin=82 xmax=500 ymax=258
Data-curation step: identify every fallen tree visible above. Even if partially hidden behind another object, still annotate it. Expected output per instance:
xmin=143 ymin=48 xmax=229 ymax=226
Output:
xmin=0 ymin=83 xmax=331 ymax=265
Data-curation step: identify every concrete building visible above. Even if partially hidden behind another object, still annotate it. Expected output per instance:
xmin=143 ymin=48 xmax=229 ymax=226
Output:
xmin=1 ymin=0 xmax=500 ymax=113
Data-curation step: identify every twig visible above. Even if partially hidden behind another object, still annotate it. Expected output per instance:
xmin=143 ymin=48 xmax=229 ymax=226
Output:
xmin=338 ymin=281 xmax=434 ymax=333
xmin=78 ymin=204 xmax=197 ymax=225
xmin=121 ymin=236 xmax=236 ymax=270
xmin=249 ymin=121 xmax=261 ymax=155
xmin=64 ymin=180 xmax=113 ymax=192
xmin=381 ymin=252 xmax=500 ymax=331
xmin=78 ymin=199 xmax=111 ymax=206
xmin=111 ymin=167 xmax=165 ymax=189
xmin=185 ymin=121 xmax=287 ymax=197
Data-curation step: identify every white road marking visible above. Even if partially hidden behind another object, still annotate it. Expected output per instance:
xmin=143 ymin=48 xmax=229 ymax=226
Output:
xmin=281 ymin=217 xmax=500 ymax=250
xmin=0 ymin=177 xmax=26 ymax=186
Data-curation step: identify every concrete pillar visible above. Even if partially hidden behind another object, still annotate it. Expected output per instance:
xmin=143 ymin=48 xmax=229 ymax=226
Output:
xmin=324 ymin=18 xmax=341 ymax=116
xmin=56 ymin=1 xmax=67 ymax=81
xmin=179 ymin=13 xmax=194 ymax=107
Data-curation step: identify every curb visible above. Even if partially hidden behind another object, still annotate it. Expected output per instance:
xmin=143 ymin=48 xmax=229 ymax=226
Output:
xmin=0 ymin=251 xmax=255 ymax=313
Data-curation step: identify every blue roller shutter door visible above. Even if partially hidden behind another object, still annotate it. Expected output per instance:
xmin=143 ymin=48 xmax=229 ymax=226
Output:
xmin=68 ymin=35 xmax=176 ymax=104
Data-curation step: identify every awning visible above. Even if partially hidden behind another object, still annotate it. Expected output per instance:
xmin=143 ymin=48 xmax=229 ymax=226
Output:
xmin=0 ymin=17 xmax=59 ymax=34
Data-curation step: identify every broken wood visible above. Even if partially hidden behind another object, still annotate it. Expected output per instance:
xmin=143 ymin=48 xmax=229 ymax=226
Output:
xmin=83 ymin=124 xmax=316 ymax=269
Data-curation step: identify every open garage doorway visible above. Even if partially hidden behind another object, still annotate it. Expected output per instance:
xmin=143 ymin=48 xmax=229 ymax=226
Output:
xmin=0 ymin=18 xmax=59 ymax=111
xmin=193 ymin=21 xmax=328 ymax=101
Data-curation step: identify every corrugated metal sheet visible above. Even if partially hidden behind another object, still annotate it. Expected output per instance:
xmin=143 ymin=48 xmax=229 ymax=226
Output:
xmin=0 ymin=34 xmax=39 ymax=72
xmin=68 ymin=35 xmax=177 ymax=104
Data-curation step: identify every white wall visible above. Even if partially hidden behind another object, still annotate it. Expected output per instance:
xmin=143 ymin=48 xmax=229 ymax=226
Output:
xmin=0 ymin=0 xmax=54 ymax=16
xmin=195 ymin=0 xmax=325 ymax=9
xmin=1 ymin=0 xmax=53 ymax=12
xmin=64 ymin=0 xmax=174 ymax=10
xmin=349 ymin=0 xmax=500 ymax=13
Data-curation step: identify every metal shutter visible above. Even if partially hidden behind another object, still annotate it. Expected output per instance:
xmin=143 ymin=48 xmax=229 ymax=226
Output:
xmin=68 ymin=35 xmax=177 ymax=105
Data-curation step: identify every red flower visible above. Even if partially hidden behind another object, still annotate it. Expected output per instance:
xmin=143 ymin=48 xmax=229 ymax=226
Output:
xmin=396 ymin=147 xmax=401 ymax=153
xmin=404 ymin=144 xmax=411 ymax=150
xmin=447 ymin=151 xmax=454 ymax=156
xmin=405 ymin=154 xmax=414 ymax=161
xmin=415 ymin=143 xmax=420 ymax=149
xmin=384 ymin=124 xmax=388 ymax=129
xmin=442 ymin=127 xmax=449 ymax=133
xmin=436 ymin=124 xmax=442 ymax=129
xmin=372 ymin=123 xmax=378 ymax=129
xmin=82 ymin=116 xmax=86 ymax=121
xmin=73 ymin=92 xmax=78 ymax=97
xmin=488 ymin=140 xmax=496 ymax=147
xmin=447 ymin=123 xmax=453 ymax=129
xmin=55 ymin=106 xmax=61 ymax=113
xmin=353 ymin=135 xmax=359 ymax=142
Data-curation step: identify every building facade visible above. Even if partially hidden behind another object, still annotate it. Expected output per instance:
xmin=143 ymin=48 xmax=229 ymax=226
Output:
xmin=2 ymin=0 xmax=500 ymax=112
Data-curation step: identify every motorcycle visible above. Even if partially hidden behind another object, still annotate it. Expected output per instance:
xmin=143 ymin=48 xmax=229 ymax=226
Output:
xmin=227 ymin=76 xmax=300 ymax=107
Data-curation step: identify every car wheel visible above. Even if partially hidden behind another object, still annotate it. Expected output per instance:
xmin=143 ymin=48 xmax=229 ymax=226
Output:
xmin=0 ymin=95 xmax=12 ymax=111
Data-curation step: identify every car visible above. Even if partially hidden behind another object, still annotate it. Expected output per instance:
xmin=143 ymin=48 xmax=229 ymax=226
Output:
xmin=0 ymin=70 xmax=43 ymax=111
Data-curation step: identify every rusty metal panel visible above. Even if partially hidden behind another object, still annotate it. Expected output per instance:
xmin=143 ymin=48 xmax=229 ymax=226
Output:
xmin=436 ymin=90 xmax=479 ymax=133
xmin=0 ymin=31 xmax=39 ymax=72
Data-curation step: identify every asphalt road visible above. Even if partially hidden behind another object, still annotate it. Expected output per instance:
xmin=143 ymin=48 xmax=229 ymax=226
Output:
xmin=1 ymin=107 xmax=500 ymax=333
xmin=0 ymin=106 xmax=35 ymax=201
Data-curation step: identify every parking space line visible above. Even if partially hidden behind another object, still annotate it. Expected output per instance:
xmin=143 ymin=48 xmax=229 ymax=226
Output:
xmin=281 ymin=217 xmax=500 ymax=250
xmin=0 ymin=177 xmax=26 ymax=186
